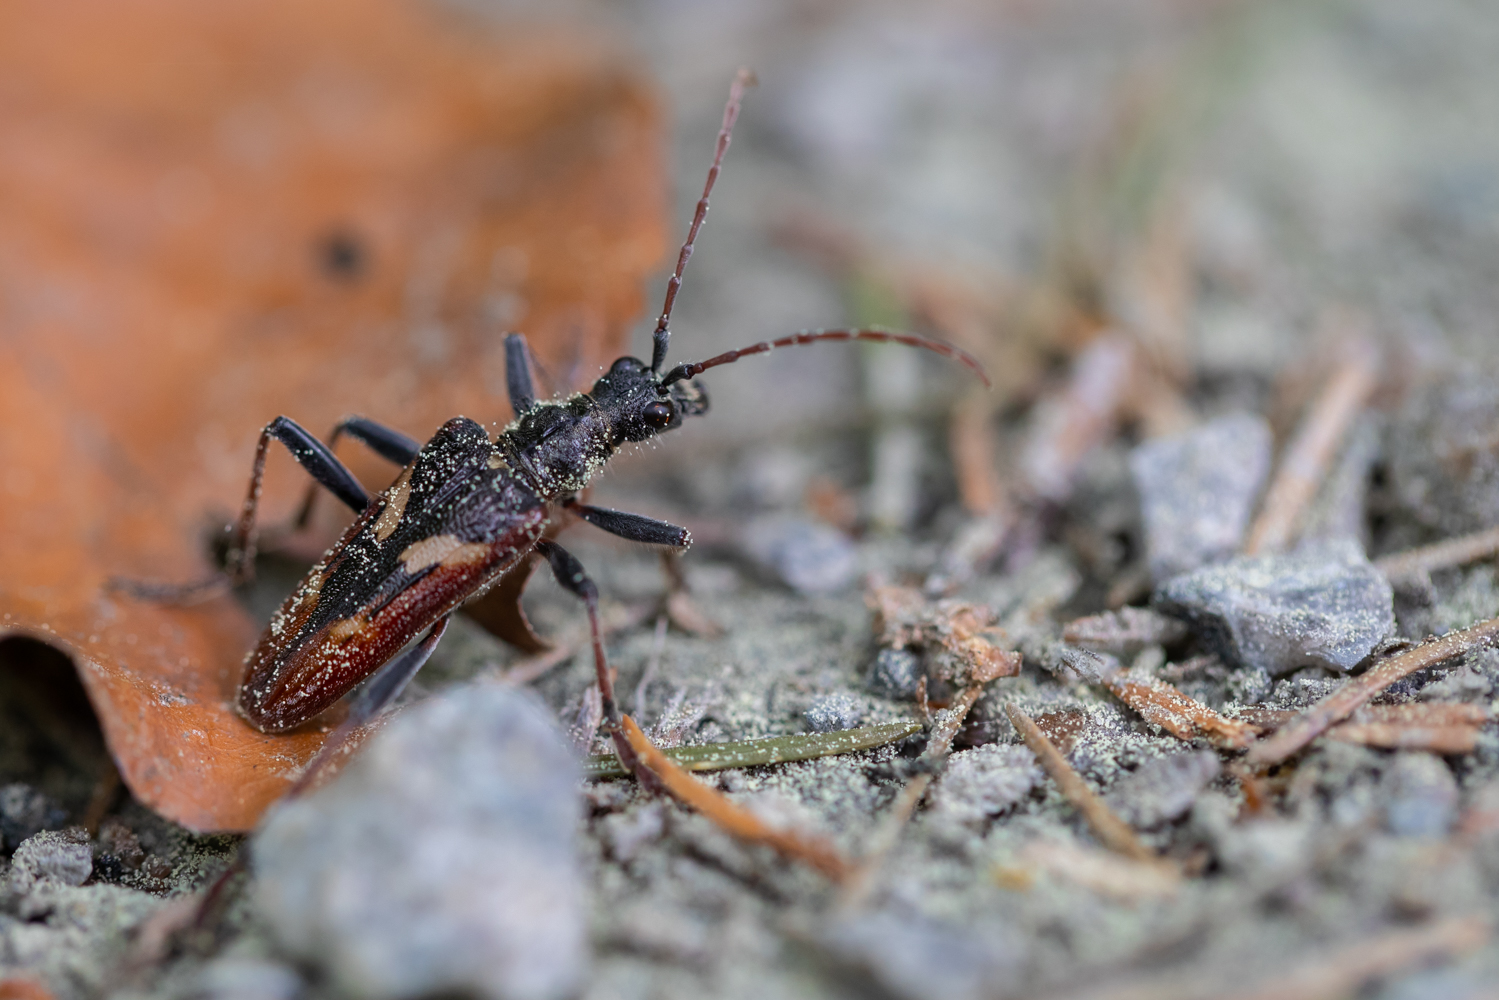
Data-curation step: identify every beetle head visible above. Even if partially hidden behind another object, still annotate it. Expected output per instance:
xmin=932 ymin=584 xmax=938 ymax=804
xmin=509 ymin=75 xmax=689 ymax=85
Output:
xmin=589 ymin=356 xmax=709 ymax=445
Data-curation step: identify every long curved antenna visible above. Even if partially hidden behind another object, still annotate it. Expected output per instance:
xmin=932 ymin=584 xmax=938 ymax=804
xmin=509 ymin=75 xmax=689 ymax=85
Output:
xmin=650 ymin=68 xmax=757 ymax=373
xmin=659 ymin=327 xmax=991 ymax=388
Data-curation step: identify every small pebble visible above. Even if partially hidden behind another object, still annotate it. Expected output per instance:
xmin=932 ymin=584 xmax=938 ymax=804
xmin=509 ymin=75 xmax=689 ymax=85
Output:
xmin=820 ymin=909 xmax=1020 ymax=1000
xmin=1130 ymin=413 xmax=1272 ymax=581
xmin=1387 ymin=373 xmax=1499 ymax=535
xmin=9 ymin=828 xmax=93 ymax=887
xmin=1383 ymin=752 xmax=1459 ymax=838
xmin=253 ymin=682 xmax=585 ymax=1000
xmin=740 ymin=515 xmax=858 ymax=594
xmin=868 ymin=647 xmax=922 ymax=700
xmin=196 ymin=957 xmax=304 ymax=1000
xmin=0 ymin=783 xmax=67 ymax=851
xmin=1155 ymin=540 xmax=1394 ymax=674
xmin=599 ymin=804 xmax=664 ymax=865
xmin=1104 ymin=751 xmax=1220 ymax=829
xmin=928 ymin=746 xmax=1041 ymax=828
xmin=805 ymin=692 xmax=863 ymax=732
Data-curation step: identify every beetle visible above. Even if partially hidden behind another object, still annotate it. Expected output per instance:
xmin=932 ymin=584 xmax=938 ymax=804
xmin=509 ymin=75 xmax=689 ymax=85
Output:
xmin=121 ymin=71 xmax=986 ymax=771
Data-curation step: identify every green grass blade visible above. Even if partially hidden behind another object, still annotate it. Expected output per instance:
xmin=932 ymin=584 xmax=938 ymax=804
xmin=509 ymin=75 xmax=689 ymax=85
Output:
xmin=584 ymin=720 xmax=923 ymax=780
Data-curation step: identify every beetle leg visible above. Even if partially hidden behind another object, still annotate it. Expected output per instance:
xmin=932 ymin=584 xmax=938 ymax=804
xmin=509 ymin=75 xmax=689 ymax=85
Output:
xmin=535 ymin=539 xmax=618 ymax=726
xmin=287 ymin=616 xmax=450 ymax=798
xmin=110 ymin=416 xmax=369 ymax=603
xmin=291 ymin=415 xmax=422 ymax=530
xmin=564 ymin=500 xmax=691 ymax=550
xmin=535 ymin=538 xmax=663 ymax=785
xmin=221 ymin=416 xmax=370 ymax=585
xmin=504 ymin=332 xmax=537 ymax=417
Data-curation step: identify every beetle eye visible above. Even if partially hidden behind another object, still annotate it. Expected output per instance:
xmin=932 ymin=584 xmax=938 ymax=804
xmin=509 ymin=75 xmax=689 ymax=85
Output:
xmin=642 ymin=400 xmax=674 ymax=429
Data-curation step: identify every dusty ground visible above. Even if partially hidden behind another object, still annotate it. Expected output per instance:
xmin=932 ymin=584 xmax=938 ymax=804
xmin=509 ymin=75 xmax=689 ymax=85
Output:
xmin=7 ymin=0 xmax=1499 ymax=997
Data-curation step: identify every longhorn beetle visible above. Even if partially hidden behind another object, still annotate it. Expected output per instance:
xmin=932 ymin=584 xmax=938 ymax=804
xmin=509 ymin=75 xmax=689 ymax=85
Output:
xmin=122 ymin=71 xmax=987 ymax=776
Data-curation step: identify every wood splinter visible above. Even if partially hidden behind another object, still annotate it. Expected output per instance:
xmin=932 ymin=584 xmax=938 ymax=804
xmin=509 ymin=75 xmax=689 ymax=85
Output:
xmin=1004 ymin=703 xmax=1164 ymax=867
xmin=1244 ymin=334 xmax=1378 ymax=556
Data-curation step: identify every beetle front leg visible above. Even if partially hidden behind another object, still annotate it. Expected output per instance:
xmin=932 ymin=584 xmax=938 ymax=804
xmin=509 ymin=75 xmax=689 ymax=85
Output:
xmin=564 ymin=499 xmax=691 ymax=550
xmin=535 ymin=539 xmax=620 ymax=728
xmin=222 ymin=416 xmax=370 ymax=585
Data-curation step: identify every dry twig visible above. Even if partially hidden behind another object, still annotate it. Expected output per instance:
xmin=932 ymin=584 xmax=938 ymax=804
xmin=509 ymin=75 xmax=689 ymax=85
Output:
xmin=838 ymin=681 xmax=1001 ymax=911
xmin=996 ymin=840 xmax=1180 ymax=903
xmin=618 ymin=715 xmax=851 ymax=881
xmin=1237 ymin=702 xmax=1488 ymax=755
xmin=1243 ymin=335 xmax=1379 ymax=555
xmin=1325 ymin=722 xmax=1480 ymax=755
xmin=1376 ymin=526 xmax=1499 ymax=587
xmin=1019 ymin=333 xmax=1139 ymax=503
xmin=868 ymin=585 xmax=1022 ymax=687
xmin=501 ymin=601 xmax=655 ymax=686
xmin=1246 ymin=616 xmax=1499 ymax=765
xmin=1004 ymin=704 xmax=1158 ymax=863
xmin=1046 ymin=914 xmax=1488 ymax=1000
xmin=1103 ymin=669 xmax=1258 ymax=750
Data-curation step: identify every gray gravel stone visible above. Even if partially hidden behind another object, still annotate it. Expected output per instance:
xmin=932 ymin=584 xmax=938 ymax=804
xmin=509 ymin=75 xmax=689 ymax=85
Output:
xmin=253 ymin=681 xmax=585 ymax=1000
xmin=928 ymin=745 xmax=1041 ymax=828
xmin=805 ymin=692 xmax=863 ymax=732
xmin=196 ymin=956 xmax=304 ymax=1000
xmin=1155 ymin=540 xmax=1394 ymax=675
xmin=868 ymin=647 xmax=922 ymax=700
xmin=8 ymin=828 xmax=93 ymax=888
xmin=1104 ymin=751 xmax=1220 ymax=829
xmin=1382 ymin=752 xmax=1459 ymax=838
xmin=1130 ymin=413 xmax=1272 ymax=581
xmin=0 ymin=783 xmax=67 ymax=851
xmin=1387 ymin=373 xmax=1499 ymax=535
xmin=740 ymin=515 xmax=859 ymax=594
xmin=820 ymin=909 xmax=1021 ymax=1000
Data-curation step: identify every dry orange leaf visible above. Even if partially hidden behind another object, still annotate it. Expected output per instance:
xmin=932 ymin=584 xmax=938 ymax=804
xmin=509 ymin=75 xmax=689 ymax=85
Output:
xmin=0 ymin=0 xmax=667 ymax=831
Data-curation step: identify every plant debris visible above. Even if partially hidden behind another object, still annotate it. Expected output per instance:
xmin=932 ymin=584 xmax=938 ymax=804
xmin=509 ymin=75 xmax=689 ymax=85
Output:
xmin=1246 ymin=616 xmax=1499 ymax=765
xmin=617 ymin=716 xmax=851 ymax=881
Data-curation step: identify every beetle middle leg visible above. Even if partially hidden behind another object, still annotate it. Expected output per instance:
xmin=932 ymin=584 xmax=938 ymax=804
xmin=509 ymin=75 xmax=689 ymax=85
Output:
xmin=564 ymin=499 xmax=691 ymax=549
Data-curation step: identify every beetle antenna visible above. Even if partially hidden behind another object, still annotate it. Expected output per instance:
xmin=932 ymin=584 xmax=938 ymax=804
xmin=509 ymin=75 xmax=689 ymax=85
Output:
xmin=650 ymin=68 xmax=756 ymax=374
xmin=659 ymin=327 xmax=991 ymax=388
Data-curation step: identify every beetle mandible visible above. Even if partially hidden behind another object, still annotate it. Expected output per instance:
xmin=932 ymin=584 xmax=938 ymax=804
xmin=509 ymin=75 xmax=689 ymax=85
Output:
xmin=123 ymin=71 xmax=987 ymax=772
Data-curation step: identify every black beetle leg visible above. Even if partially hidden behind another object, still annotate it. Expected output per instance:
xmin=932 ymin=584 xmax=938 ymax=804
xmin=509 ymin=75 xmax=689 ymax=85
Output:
xmin=505 ymin=333 xmax=538 ymax=418
xmin=290 ymin=415 xmax=421 ymax=530
xmin=287 ymin=615 xmax=450 ymax=798
xmin=563 ymin=499 xmax=691 ymax=550
xmin=109 ymin=415 xmax=370 ymax=603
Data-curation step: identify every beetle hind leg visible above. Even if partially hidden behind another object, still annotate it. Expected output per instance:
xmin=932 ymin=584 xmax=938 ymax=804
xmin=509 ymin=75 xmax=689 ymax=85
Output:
xmin=109 ymin=415 xmax=371 ymax=603
xmin=286 ymin=616 xmax=450 ymax=798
